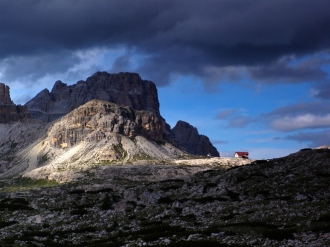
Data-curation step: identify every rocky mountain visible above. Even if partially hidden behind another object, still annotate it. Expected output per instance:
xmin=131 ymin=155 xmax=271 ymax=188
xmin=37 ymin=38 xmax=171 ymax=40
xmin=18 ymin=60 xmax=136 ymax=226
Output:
xmin=25 ymin=72 xmax=160 ymax=122
xmin=25 ymin=72 xmax=219 ymax=157
xmin=172 ymin=120 xmax=220 ymax=157
xmin=0 ymin=72 xmax=220 ymax=178
xmin=0 ymin=100 xmax=188 ymax=180
xmin=0 ymin=148 xmax=329 ymax=246
xmin=0 ymin=83 xmax=30 ymax=123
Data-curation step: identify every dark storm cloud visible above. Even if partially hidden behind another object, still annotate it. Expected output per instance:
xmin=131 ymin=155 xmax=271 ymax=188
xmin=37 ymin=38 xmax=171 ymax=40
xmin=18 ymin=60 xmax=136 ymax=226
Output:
xmin=284 ymin=130 xmax=330 ymax=147
xmin=1 ymin=0 xmax=330 ymax=85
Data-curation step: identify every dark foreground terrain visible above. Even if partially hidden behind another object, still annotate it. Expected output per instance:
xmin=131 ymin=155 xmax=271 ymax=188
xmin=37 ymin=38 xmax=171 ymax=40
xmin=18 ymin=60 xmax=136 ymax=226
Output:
xmin=1 ymin=149 xmax=330 ymax=247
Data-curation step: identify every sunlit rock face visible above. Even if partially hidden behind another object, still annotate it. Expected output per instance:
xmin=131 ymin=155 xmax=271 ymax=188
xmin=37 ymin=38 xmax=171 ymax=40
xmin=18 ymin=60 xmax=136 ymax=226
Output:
xmin=48 ymin=99 xmax=164 ymax=148
xmin=25 ymin=72 xmax=160 ymax=123
xmin=0 ymin=83 xmax=30 ymax=124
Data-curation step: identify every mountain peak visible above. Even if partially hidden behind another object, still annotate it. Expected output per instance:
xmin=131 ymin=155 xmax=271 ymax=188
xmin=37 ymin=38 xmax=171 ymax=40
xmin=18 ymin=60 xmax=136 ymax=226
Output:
xmin=0 ymin=83 xmax=30 ymax=123
xmin=172 ymin=120 xmax=220 ymax=157
xmin=51 ymin=80 xmax=67 ymax=93
xmin=0 ymin=83 xmax=13 ymax=105
xmin=24 ymin=72 xmax=219 ymax=156
xmin=26 ymin=71 xmax=160 ymax=122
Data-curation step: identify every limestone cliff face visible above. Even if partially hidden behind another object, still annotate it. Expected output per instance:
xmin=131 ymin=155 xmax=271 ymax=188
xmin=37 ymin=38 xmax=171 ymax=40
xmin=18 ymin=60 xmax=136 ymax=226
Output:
xmin=171 ymin=120 xmax=220 ymax=157
xmin=48 ymin=99 xmax=163 ymax=148
xmin=0 ymin=83 xmax=30 ymax=123
xmin=26 ymin=72 xmax=160 ymax=122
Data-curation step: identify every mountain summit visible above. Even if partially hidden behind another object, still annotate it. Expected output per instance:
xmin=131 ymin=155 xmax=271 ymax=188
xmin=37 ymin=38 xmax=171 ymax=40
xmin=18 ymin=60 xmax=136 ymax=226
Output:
xmin=25 ymin=72 xmax=219 ymax=157
xmin=26 ymin=72 xmax=160 ymax=122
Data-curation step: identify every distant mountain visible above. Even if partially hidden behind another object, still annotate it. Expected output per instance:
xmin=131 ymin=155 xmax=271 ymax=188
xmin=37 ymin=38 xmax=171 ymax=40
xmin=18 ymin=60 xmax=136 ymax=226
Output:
xmin=172 ymin=120 xmax=220 ymax=157
xmin=25 ymin=72 xmax=219 ymax=157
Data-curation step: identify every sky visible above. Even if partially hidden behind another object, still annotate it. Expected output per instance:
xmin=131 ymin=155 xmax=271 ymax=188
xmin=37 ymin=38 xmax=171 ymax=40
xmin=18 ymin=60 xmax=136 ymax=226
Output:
xmin=1 ymin=0 xmax=330 ymax=159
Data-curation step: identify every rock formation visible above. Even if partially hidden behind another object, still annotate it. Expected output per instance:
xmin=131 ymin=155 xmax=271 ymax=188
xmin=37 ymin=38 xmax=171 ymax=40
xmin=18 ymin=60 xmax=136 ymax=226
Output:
xmin=0 ymin=99 xmax=187 ymax=178
xmin=25 ymin=72 xmax=219 ymax=156
xmin=25 ymin=72 xmax=160 ymax=122
xmin=48 ymin=99 xmax=164 ymax=148
xmin=0 ymin=83 xmax=30 ymax=123
xmin=172 ymin=120 xmax=220 ymax=157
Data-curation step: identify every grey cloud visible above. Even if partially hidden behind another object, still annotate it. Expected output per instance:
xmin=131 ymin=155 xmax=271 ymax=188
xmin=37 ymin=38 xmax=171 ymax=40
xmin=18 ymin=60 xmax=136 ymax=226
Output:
xmin=12 ymin=94 xmax=33 ymax=105
xmin=214 ymin=108 xmax=253 ymax=128
xmin=215 ymin=109 xmax=239 ymax=120
xmin=311 ymin=84 xmax=330 ymax=100
xmin=261 ymin=102 xmax=330 ymax=131
xmin=0 ymin=51 xmax=80 ymax=84
xmin=227 ymin=116 xmax=253 ymax=128
xmin=110 ymin=54 xmax=132 ymax=73
xmin=249 ymin=56 xmax=330 ymax=84
xmin=262 ymin=102 xmax=330 ymax=119
xmin=285 ymin=130 xmax=330 ymax=147
xmin=1 ymin=0 xmax=330 ymax=86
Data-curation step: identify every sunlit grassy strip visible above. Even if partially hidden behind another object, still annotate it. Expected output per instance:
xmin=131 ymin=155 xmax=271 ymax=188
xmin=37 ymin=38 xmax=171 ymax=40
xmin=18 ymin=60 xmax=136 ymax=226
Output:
xmin=0 ymin=177 xmax=59 ymax=192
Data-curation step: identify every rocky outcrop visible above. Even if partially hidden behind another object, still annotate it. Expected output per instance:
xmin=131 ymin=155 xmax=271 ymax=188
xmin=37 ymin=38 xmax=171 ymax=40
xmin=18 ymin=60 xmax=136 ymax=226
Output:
xmin=0 ymin=83 xmax=13 ymax=104
xmin=25 ymin=72 xmax=160 ymax=122
xmin=48 ymin=99 xmax=164 ymax=148
xmin=0 ymin=83 xmax=30 ymax=123
xmin=172 ymin=120 xmax=220 ymax=157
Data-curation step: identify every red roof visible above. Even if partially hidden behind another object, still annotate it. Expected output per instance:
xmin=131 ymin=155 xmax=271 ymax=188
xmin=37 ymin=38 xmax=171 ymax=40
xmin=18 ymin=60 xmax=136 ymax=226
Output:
xmin=235 ymin=152 xmax=249 ymax=156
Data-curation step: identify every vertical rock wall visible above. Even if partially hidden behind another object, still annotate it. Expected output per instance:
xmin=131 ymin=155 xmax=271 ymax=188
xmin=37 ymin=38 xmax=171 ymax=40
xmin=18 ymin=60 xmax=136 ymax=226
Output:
xmin=0 ymin=83 xmax=30 ymax=123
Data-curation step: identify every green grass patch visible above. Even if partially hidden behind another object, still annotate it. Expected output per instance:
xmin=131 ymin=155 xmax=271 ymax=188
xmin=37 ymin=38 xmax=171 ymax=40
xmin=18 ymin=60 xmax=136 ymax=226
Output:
xmin=0 ymin=177 xmax=59 ymax=192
